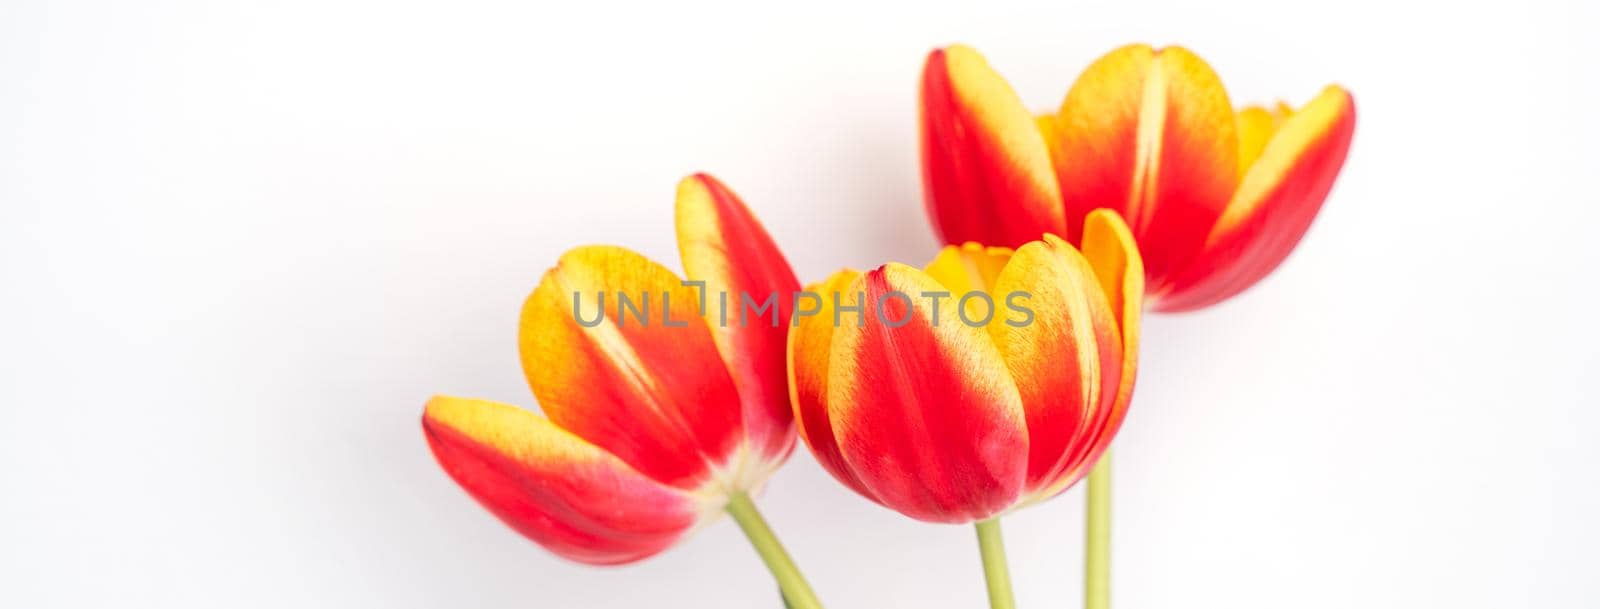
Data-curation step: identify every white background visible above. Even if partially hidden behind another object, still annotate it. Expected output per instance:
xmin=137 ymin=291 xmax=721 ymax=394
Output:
xmin=3 ymin=0 xmax=1597 ymax=607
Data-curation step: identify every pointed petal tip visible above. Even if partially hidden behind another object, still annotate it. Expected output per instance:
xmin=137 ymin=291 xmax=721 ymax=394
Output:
xmin=925 ymin=43 xmax=981 ymax=66
xmin=675 ymin=171 xmax=720 ymax=200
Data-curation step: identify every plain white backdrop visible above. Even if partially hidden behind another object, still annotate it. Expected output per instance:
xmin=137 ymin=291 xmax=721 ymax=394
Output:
xmin=3 ymin=0 xmax=1597 ymax=607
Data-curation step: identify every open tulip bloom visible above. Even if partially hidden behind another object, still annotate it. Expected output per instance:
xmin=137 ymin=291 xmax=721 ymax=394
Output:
xmin=921 ymin=42 xmax=1356 ymax=607
xmin=421 ymin=174 xmax=825 ymax=607
xmin=921 ymin=43 xmax=1355 ymax=312
xmin=789 ymin=209 xmax=1142 ymax=608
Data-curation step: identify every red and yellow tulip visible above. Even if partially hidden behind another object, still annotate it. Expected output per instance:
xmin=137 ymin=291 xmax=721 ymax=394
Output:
xmin=788 ymin=209 xmax=1142 ymax=523
xmin=422 ymin=174 xmax=800 ymax=565
xmin=921 ymin=44 xmax=1356 ymax=312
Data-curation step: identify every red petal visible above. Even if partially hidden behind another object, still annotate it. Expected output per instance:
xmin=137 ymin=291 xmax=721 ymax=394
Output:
xmin=1156 ymin=86 xmax=1356 ymax=311
xmin=423 ymin=396 xmax=702 ymax=565
xmin=920 ymin=45 xmax=1066 ymax=248
xmin=827 ymin=265 xmax=1028 ymax=523
xmin=676 ymin=173 xmax=802 ymax=470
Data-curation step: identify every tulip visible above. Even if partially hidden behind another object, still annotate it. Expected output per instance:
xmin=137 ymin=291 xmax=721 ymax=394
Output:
xmin=920 ymin=43 xmax=1356 ymax=312
xmin=421 ymin=174 xmax=822 ymax=607
xmin=921 ymin=43 xmax=1354 ymax=608
xmin=788 ymin=209 xmax=1142 ymax=608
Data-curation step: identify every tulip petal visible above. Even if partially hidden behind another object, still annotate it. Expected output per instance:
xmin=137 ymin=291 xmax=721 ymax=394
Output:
xmin=676 ymin=173 xmax=802 ymax=472
xmin=1051 ymin=44 xmax=1239 ymax=289
xmin=1235 ymin=106 xmax=1279 ymax=177
xmin=422 ymin=396 xmax=704 ymax=565
xmin=923 ymin=242 xmax=1014 ymax=321
xmin=923 ymin=242 xmax=1013 ymax=294
xmin=521 ymin=246 xmax=742 ymax=490
xmin=827 ymin=265 xmax=1028 ymax=523
xmin=1043 ymin=209 xmax=1145 ymax=495
xmin=921 ymin=45 xmax=1066 ymax=248
xmin=787 ymin=269 xmax=877 ymax=501
xmin=1080 ymin=209 xmax=1144 ymax=362
xmin=1156 ymin=86 xmax=1356 ymax=312
xmin=987 ymin=236 xmax=1121 ymax=496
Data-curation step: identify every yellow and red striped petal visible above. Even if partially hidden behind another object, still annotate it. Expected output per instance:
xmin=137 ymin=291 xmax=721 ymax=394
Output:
xmin=826 ymin=265 xmax=1028 ymax=523
xmin=1051 ymin=44 xmax=1239 ymax=290
xmin=422 ymin=396 xmax=703 ymax=565
xmin=676 ymin=173 xmax=802 ymax=468
xmin=786 ymin=269 xmax=877 ymax=501
xmin=1156 ymin=86 xmax=1356 ymax=312
xmin=987 ymin=235 xmax=1122 ymax=496
xmin=920 ymin=45 xmax=1066 ymax=249
xmin=1044 ymin=209 xmax=1145 ymax=495
xmin=520 ymin=246 xmax=741 ymax=490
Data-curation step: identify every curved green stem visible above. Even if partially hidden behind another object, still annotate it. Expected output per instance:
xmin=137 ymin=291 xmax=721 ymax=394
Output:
xmin=974 ymin=517 xmax=1016 ymax=609
xmin=1085 ymin=452 xmax=1112 ymax=609
xmin=725 ymin=492 xmax=823 ymax=609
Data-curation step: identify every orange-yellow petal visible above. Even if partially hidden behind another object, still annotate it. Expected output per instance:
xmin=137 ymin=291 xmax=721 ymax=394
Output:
xmin=1051 ymin=44 xmax=1239 ymax=290
xmin=923 ymin=242 xmax=1014 ymax=294
xmin=1236 ymin=106 xmax=1279 ymax=176
xmin=422 ymin=396 xmax=702 ymax=565
xmin=786 ymin=268 xmax=876 ymax=500
xmin=987 ymin=235 xmax=1121 ymax=496
xmin=921 ymin=45 xmax=1067 ymax=248
xmin=1156 ymin=86 xmax=1356 ymax=312
xmin=826 ymin=265 xmax=1028 ymax=523
xmin=676 ymin=173 xmax=801 ymax=469
xmin=1080 ymin=209 xmax=1144 ymax=353
xmin=520 ymin=246 xmax=741 ymax=490
xmin=923 ymin=241 xmax=1014 ymax=321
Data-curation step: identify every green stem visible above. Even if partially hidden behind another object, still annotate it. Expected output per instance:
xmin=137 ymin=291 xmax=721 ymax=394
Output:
xmin=724 ymin=492 xmax=823 ymax=609
xmin=1085 ymin=452 xmax=1112 ymax=609
xmin=974 ymin=517 xmax=1016 ymax=609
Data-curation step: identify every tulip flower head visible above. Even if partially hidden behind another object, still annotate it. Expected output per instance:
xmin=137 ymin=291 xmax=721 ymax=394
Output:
xmin=422 ymin=174 xmax=800 ymax=564
xmin=789 ymin=209 xmax=1142 ymax=523
xmin=921 ymin=44 xmax=1356 ymax=312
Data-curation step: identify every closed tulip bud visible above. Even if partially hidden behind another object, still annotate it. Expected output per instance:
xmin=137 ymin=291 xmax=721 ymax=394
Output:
xmin=788 ymin=209 xmax=1142 ymax=522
